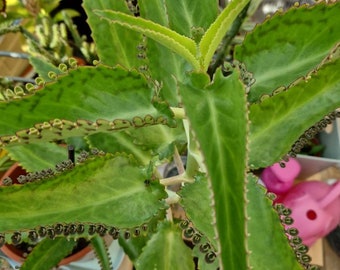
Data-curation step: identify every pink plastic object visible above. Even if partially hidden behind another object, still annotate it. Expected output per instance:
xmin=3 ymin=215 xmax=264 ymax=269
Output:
xmin=261 ymin=158 xmax=301 ymax=194
xmin=281 ymin=180 xmax=340 ymax=246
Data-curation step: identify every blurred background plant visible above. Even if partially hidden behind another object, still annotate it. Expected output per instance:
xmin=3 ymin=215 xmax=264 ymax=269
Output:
xmin=0 ymin=0 xmax=97 ymax=92
xmin=0 ymin=0 xmax=98 ymax=174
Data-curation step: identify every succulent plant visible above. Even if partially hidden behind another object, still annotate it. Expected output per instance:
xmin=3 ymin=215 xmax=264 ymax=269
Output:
xmin=0 ymin=0 xmax=339 ymax=269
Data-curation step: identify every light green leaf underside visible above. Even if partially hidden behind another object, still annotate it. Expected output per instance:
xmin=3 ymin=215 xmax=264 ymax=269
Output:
xmin=83 ymin=0 xmax=142 ymax=69
xmin=0 ymin=65 xmax=175 ymax=148
xmin=20 ymin=237 xmax=77 ymax=270
xmin=0 ymin=154 xmax=166 ymax=233
xmin=135 ymin=222 xmax=194 ymax=270
xmin=247 ymin=174 xmax=303 ymax=270
xmin=199 ymin=0 xmax=250 ymax=71
xmin=94 ymin=9 xmax=200 ymax=71
xmin=235 ymin=1 xmax=340 ymax=103
xmin=180 ymin=69 xmax=248 ymax=269
xmin=179 ymin=173 xmax=217 ymax=248
xmin=249 ymin=54 xmax=340 ymax=168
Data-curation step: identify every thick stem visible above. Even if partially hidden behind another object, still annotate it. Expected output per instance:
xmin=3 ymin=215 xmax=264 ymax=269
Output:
xmin=170 ymin=107 xmax=186 ymax=119
xmin=159 ymin=173 xmax=194 ymax=186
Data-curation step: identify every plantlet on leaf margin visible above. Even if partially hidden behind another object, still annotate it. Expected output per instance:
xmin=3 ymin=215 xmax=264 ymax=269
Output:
xmin=0 ymin=152 xmax=167 ymax=249
xmin=1 ymin=0 xmax=340 ymax=269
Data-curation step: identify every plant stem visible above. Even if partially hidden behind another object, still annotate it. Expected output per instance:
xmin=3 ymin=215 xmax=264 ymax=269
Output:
xmin=165 ymin=189 xmax=180 ymax=205
xmin=170 ymin=107 xmax=185 ymax=119
xmin=159 ymin=173 xmax=194 ymax=186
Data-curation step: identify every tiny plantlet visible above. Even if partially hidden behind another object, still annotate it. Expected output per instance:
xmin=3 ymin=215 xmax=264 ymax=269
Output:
xmin=0 ymin=0 xmax=340 ymax=269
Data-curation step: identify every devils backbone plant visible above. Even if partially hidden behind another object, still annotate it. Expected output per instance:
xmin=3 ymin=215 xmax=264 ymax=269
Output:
xmin=0 ymin=0 xmax=340 ymax=269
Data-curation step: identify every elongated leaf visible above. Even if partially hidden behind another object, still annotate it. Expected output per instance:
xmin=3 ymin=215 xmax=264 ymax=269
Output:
xmin=179 ymin=173 xmax=216 ymax=248
xmin=249 ymin=53 xmax=340 ymax=168
xmin=83 ymin=0 xmax=142 ymax=68
xmin=0 ymin=65 xmax=175 ymax=147
xmin=180 ymin=69 xmax=248 ymax=269
xmin=91 ymin=236 xmax=112 ymax=270
xmin=0 ymin=154 xmax=167 ymax=233
xmin=20 ymin=237 xmax=77 ymax=270
xmin=199 ymin=0 xmax=250 ymax=71
xmin=135 ymin=222 xmax=194 ymax=270
xmin=235 ymin=2 xmax=340 ymax=103
xmin=118 ymin=235 xmax=150 ymax=263
xmin=93 ymin=10 xmax=200 ymax=71
xmin=247 ymin=174 xmax=303 ymax=270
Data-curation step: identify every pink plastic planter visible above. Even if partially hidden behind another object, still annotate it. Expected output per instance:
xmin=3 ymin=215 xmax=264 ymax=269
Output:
xmin=261 ymin=158 xmax=301 ymax=194
xmin=281 ymin=180 xmax=340 ymax=246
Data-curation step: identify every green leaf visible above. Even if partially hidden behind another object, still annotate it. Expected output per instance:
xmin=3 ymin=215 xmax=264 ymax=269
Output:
xmin=29 ymin=56 xmax=63 ymax=82
xmin=137 ymin=0 xmax=218 ymax=104
xmin=247 ymin=174 xmax=303 ymax=270
xmin=93 ymin=9 xmax=200 ymax=71
xmin=235 ymin=2 xmax=340 ymax=103
xmin=180 ymin=69 xmax=248 ymax=269
xmin=199 ymin=0 xmax=250 ymax=71
xmin=179 ymin=173 xmax=217 ymax=248
xmin=0 ymin=154 xmax=167 ymax=233
xmin=138 ymin=0 xmax=191 ymax=105
xmin=83 ymin=0 xmax=142 ymax=68
xmin=138 ymin=0 xmax=169 ymax=26
xmin=87 ymin=121 xmax=184 ymax=165
xmin=118 ymin=234 xmax=150 ymax=263
xmin=91 ymin=236 xmax=112 ymax=270
xmin=249 ymin=53 xmax=340 ymax=168
xmin=20 ymin=237 xmax=77 ymax=270
xmin=127 ymin=124 xmax=186 ymax=155
xmin=5 ymin=143 xmax=68 ymax=172
xmin=0 ymin=18 xmax=22 ymax=35
xmin=135 ymin=222 xmax=194 ymax=270
xmin=161 ymin=0 xmax=218 ymax=37
xmin=0 ymin=65 xmax=175 ymax=147
xmin=118 ymin=208 xmax=163 ymax=263
xmin=87 ymin=132 xmax=153 ymax=165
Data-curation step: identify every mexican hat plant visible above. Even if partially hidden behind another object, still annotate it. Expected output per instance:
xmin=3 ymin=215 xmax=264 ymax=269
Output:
xmin=0 ymin=0 xmax=340 ymax=269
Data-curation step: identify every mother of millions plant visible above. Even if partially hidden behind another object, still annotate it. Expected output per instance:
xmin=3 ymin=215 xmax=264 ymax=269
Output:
xmin=0 ymin=0 xmax=339 ymax=269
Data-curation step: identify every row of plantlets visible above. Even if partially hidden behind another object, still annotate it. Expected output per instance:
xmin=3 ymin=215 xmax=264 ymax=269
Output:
xmin=0 ymin=0 xmax=339 ymax=269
